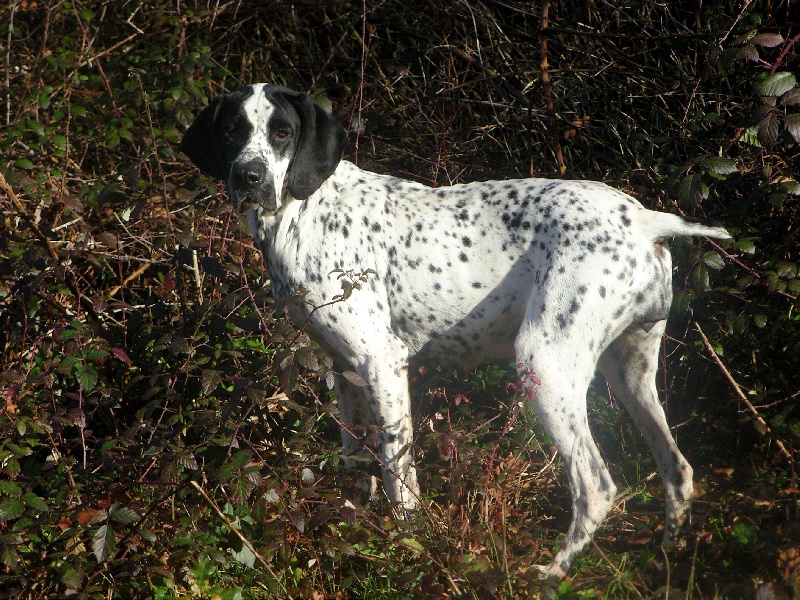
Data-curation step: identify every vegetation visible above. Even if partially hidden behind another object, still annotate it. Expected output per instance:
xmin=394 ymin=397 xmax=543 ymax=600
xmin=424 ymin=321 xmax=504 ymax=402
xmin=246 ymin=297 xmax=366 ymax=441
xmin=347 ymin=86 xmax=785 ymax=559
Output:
xmin=1 ymin=1 xmax=798 ymax=597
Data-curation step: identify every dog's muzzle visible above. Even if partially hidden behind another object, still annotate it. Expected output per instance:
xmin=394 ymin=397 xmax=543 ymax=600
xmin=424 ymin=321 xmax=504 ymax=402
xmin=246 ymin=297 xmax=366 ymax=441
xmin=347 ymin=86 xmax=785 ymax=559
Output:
xmin=229 ymin=159 xmax=278 ymax=213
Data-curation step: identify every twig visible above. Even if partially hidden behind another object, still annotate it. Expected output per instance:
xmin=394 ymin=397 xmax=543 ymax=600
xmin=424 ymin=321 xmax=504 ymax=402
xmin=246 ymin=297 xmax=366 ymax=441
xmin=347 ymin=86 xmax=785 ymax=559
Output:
xmin=770 ymin=32 xmax=800 ymax=75
xmin=1 ymin=171 xmax=60 ymax=262
xmin=686 ymin=534 xmax=700 ymax=600
xmin=539 ymin=0 xmax=566 ymax=176
xmin=5 ymin=1 xmax=16 ymax=127
xmin=589 ymin=537 xmax=646 ymax=600
xmin=190 ymin=481 xmax=288 ymax=598
xmin=694 ymin=322 xmax=793 ymax=462
xmin=107 ymin=262 xmax=151 ymax=299
xmin=661 ymin=545 xmax=671 ymax=599
xmin=2 ymin=171 xmax=102 ymax=320
xmin=719 ymin=0 xmax=754 ymax=45
xmin=542 ymin=27 xmax=710 ymax=41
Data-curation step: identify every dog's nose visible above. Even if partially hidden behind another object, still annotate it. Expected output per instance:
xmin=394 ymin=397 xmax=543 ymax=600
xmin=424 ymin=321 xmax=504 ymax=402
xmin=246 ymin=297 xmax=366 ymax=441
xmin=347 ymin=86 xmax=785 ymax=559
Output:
xmin=232 ymin=160 xmax=266 ymax=189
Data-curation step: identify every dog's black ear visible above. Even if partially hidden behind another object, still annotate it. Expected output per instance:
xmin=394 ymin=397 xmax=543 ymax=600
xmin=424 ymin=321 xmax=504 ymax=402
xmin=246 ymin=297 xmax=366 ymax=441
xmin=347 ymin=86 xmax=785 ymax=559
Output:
xmin=281 ymin=91 xmax=347 ymax=200
xmin=180 ymin=95 xmax=227 ymax=180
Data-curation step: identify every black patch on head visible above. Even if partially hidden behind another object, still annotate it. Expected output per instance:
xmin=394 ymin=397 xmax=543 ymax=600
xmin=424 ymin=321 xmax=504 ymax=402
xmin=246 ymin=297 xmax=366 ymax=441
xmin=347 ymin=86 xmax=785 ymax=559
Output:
xmin=268 ymin=87 xmax=348 ymax=200
xmin=181 ymin=86 xmax=256 ymax=180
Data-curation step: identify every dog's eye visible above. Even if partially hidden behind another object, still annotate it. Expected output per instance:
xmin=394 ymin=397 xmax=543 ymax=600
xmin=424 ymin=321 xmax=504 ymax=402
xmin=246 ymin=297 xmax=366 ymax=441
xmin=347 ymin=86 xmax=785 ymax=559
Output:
xmin=274 ymin=129 xmax=290 ymax=140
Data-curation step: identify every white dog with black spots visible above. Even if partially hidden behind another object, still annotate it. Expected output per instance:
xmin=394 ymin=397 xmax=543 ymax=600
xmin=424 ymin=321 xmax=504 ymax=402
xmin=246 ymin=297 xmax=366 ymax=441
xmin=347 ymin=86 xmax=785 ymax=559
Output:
xmin=182 ymin=83 xmax=730 ymax=579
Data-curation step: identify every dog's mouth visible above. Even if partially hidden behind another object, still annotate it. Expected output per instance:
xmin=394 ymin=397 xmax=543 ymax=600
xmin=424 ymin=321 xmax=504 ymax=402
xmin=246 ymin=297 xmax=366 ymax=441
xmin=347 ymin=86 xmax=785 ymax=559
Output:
xmin=227 ymin=184 xmax=279 ymax=214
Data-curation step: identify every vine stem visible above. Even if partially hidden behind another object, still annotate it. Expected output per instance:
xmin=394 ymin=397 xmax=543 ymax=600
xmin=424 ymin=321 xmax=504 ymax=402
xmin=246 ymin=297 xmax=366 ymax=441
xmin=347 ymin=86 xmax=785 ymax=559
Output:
xmin=190 ymin=481 xmax=289 ymax=598
xmin=0 ymin=171 xmax=100 ymax=320
xmin=539 ymin=0 xmax=566 ymax=176
xmin=694 ymin=322 xmax=793 ymax=462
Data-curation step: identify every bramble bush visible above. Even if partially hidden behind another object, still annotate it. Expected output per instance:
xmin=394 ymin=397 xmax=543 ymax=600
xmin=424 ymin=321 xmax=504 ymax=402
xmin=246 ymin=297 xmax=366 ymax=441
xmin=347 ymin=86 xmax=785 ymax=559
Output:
xmin=1 ymin=1 xmax=798 ymax=598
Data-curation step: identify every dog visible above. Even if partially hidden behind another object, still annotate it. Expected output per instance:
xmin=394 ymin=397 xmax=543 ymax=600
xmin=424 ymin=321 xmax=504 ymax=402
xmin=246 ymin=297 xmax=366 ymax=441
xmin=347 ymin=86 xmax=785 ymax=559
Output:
xmin=181 ymin=83 xmax=730 ymax=579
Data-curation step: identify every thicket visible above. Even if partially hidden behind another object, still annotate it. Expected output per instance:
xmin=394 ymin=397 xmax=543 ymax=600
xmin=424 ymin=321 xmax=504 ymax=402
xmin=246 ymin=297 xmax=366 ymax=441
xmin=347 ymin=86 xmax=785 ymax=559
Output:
xmin=0 ymin=1 xmax=798 ymax=598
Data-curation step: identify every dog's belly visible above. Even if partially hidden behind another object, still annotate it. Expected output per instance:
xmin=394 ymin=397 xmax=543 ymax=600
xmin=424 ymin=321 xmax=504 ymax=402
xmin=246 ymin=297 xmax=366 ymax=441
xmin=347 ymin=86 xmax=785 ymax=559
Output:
xmin=390 ymin=269 xmax=532 ymax=368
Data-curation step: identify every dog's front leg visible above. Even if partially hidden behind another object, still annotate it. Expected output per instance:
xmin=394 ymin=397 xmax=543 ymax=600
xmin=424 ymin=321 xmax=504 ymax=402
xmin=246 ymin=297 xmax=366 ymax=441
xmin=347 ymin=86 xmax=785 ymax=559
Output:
xmin=358 ymin=340 xmax=420 ymax=512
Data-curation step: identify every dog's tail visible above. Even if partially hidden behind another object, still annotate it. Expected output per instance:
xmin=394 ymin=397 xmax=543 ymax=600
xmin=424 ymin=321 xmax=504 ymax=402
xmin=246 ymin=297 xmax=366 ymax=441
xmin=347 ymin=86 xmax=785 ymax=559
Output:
xmin=642 ymin=210 xmax=731 ymax=241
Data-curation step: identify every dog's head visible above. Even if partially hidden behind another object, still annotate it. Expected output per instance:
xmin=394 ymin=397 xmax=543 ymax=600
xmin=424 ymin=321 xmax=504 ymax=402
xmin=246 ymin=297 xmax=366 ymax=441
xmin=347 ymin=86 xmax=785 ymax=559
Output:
xmin=181 ymin=84 xmax=347 ymax=213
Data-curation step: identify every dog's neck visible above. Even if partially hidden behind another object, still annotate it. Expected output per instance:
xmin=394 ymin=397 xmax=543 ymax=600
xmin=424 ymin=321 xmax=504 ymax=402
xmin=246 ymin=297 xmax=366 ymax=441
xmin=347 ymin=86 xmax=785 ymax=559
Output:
xmin=243 ymin=162 xmax=353 ymax=299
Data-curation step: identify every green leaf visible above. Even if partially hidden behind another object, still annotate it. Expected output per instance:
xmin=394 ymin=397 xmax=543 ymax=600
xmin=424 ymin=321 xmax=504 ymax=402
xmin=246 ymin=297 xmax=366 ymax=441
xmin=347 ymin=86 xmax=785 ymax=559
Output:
xmin=212 ymin=588 xmax=245 ymax=600
xmin=765 ymin=271 xmax=783 ymax=293
xmin=775 ymin=261 xmax=798 ymax=279
xmin=702 ymin=251 xmax=726 ymax=270
xmin=61 ymin=567 xmax=84 ymax=590
xmin=672 ymin=289 xmax=693 ymax=315
xmin=85 ymin=349 xmax=108 ymax=361
xmin=22 ymin=492 xmax=49 ymax=513
xmin=108 ymin=503 xmax=140 ymax=525
xmin=690 ymin=264 xmax=709 ymax=295
xmin=27 ymin=119 xmax=45 ymax=137
xmin=15 ymin=158 xmax=34 ymax=170
xmin=737 ymin=45 xmax=759 ymax=62
xmin=731 ymin=522 xmax=757 ymax=545
xmin=699 ymin=156 xmax=738 ymax=175
xmin=231 ymin=542 xmax=256 ymax=568
xmin=733 ymin=238 xmax=757 ymax=254
xmin=757 ymin=110 xmax=780 ymax=145
xmin=740 ymin=126 xmax=763 ymax=147
xmin=677 ymin=174 xmax=708 ymax=207
xmin=756 ymin=72 xmax=797 ymax=97
xmin=170 ymin=336 xmax=190 ymax=354
xmin=0 ymin=481 xmax=22 ymax=496
xmin=201 ymin=370 xmax=221 ymax=396
xmin=781 ymin=88 xmax=800 ymax=105
xmin=76 ymin=364 xmax=98 ymax=392
xmin=753 ymin=314 xmax=768 ymax=328
xmin=0 ymin=545 xmax=20 ymax=569
xmin=0 ymin=498 xmax=25 ymax=520
xmin=92 ymin=524 xmax=117 ymax=563
xmin=785 ymin=114 xmax=800 ymax=144
xmin=397 ymin=537 xmax=424 ymax=555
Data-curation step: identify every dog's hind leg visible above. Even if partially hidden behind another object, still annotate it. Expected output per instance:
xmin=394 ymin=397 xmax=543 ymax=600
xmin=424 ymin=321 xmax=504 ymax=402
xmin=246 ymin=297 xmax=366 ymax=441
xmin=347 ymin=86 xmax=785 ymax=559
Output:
xmin=598 ymin=322 xmax=694 ymax=548
xmin=515 ymin=319 xmax=617 ymax=579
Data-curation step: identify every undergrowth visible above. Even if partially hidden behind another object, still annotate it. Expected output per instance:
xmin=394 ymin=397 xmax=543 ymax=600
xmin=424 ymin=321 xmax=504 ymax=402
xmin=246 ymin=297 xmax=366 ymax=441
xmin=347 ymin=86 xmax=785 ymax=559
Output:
xmin=1 ymin=1 xmax=798 ymax=598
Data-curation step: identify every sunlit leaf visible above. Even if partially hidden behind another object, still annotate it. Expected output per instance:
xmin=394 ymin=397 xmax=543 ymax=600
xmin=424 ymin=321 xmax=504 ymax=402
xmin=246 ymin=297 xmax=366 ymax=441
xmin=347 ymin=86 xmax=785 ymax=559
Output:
xmin=342 ymin=370 xmax=367 ymax=387
xmin=109 ymin=503 xmax=141 ymax=525
xmin=756 ymin=72 xmax=797 ymax=97
xmin=751 ymin=33 xmax=784 ymax=47
xmin=700 ymin=156 xmax=738 ymax=175
xmin=231 ymin=542 xmax=256 ymax=568
xmin=92 ymin=524 xmax=117 ymax=563
xmin=702 ymin=251 xmax=726 ymax=270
